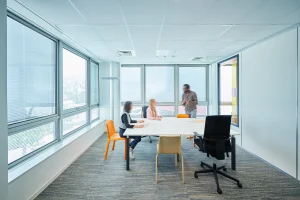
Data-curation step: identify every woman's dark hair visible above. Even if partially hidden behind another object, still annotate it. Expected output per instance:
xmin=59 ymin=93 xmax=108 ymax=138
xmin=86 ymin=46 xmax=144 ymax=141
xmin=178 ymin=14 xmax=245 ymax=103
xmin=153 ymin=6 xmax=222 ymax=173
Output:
xmin=123 ymin=101 xmax=132 ymax=113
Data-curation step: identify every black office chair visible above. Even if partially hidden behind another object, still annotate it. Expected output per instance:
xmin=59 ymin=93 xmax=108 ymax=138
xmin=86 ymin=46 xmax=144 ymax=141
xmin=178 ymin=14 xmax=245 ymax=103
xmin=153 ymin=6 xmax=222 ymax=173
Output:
xmin=193 ymin=115 xmax=242 ymax=194
xmin=141 ymin=106 xmax=153 ymax=143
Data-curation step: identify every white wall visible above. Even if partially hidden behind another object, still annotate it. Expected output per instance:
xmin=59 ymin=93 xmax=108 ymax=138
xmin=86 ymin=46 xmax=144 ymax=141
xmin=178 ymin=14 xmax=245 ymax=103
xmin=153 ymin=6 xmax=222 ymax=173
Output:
xmin=0 ymin=0 xmax=8 ymax=200
xmin=99 ymin=62 xmax=111 ymax=120
xmin=111 ymin=62 xmax=121 ymax=128
xmin=241 ymin=29 xmax=297 ymax=177
xmin=8 ymin=122 xmax=106 ymax=200
xmin=210 ymin=27 xmax=300 ymax=179
xmin=298 ymin=29 xmax=300 ymax=180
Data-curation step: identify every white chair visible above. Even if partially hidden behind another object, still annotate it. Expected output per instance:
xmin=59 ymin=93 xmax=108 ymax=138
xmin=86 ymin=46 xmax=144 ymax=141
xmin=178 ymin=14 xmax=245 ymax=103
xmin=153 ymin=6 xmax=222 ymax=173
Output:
xmin=156 ymin=136 xmax=184 ymax=184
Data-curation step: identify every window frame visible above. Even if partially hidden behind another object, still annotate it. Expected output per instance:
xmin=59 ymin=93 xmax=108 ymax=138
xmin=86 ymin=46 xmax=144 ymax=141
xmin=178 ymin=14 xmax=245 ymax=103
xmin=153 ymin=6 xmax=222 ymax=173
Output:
xmin=120 ymin=64 xmax=209 ymax=117
xmin=120 ymin=64 xmax=144 ymax=105
xmin=217 ymin=54 xmax=240 ymax=127
xmin=61 ymin=44 xmax=89 ymax=114
xmin=7 ymin=11 xmax=102 ymax=168
xmin=7 ymin=12 xmax=60 ymax=168
xmin=90 ymin=60 xmax=100 ymax=123
xmin=178 ymin=65 xmax=209 ymax=117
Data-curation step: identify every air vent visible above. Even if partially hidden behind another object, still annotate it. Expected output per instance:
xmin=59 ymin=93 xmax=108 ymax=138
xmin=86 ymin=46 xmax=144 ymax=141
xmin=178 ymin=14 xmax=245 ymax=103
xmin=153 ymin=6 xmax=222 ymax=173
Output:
xmin=191 ymin=57 xmax=205 ymax=61
xmin=117 ymin=50 xmax=135 ymax=57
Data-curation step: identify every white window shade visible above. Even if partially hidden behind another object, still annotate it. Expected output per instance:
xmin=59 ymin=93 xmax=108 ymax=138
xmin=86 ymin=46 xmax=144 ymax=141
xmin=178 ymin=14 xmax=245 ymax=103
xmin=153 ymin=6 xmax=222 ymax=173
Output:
xmin=179 ymin=67 xmax=206 ymax=101
xmin=7 ymin=17 xmax=56 ymax=123
xmin=63 ymin=49 xmax=87 ymax=110
xmin=121 ymin=67 xmax=141 ymax=102
xmin=146 ymin=66 xmax=174 ymax=102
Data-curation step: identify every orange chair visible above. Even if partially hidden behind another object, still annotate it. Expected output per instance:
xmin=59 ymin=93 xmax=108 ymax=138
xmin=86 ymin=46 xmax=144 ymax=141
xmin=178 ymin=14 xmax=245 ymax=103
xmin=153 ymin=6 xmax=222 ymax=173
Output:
xmin=104 ymin=120 xmax=128 ymax=160
xmin=177 ymin=114 xmax=189 ymax=118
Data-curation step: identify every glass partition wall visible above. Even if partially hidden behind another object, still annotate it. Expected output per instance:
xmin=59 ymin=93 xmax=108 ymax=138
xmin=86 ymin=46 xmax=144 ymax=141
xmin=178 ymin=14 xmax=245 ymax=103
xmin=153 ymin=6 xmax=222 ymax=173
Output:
xmin=120 ymin=64 xmax=209 ymax=117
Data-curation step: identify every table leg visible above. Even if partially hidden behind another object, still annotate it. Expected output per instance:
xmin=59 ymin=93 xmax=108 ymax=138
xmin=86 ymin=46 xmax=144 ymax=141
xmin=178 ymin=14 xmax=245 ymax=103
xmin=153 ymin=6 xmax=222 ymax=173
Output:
xmin=126 ymin=136 xmax=130 ymax=170
xmin=231 ymin=136 xmax=236 ymax=170
xmin=177 ymin=154 xmax=180 ymax=162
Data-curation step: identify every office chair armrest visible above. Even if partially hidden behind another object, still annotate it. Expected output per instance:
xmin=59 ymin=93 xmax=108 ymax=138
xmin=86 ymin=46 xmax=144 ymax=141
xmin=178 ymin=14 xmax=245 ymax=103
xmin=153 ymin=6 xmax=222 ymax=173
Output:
xmin=193 ymin=132 xmax=201 ymax=138
xmin=202 ymin=137 xmax=230 ymax=142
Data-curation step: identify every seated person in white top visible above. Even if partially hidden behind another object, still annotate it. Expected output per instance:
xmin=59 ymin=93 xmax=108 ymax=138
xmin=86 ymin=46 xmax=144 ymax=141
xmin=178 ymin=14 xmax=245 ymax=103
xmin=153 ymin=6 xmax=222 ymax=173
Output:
xmin=147 ymin=99 xmax=162 ymax=120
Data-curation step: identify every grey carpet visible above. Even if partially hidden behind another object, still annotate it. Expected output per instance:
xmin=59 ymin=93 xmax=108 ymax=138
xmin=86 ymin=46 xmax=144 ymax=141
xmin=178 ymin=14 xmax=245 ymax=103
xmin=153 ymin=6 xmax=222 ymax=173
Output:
xmin=36 ymin=134 xmax=300 ymax=200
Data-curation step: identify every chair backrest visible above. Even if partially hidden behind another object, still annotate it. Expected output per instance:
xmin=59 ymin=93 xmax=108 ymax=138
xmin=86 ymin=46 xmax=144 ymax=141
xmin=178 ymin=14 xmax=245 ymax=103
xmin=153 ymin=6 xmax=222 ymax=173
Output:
xmin=177 ymin=114 xmax=189 ymax=118
xmin=204 ymin=115 xmax=231 ymax=139
xmin=106 ymin=120 xmax=116 ymax=139
xmin=141 ymin=106 xmax=149 ymax=118
xmin=157 ymin=136 xmax=182 ymax=154
xmin=203 ymin=115 xmax=232 ymax=160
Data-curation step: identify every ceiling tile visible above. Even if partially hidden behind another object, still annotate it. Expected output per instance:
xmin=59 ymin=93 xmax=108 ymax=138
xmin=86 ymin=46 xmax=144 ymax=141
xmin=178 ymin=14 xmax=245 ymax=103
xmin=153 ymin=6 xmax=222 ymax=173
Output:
xmin=161 ymin=25 xmax=231 ymax=40
xmin=276 ymin=8 xmax=300 ymax=24
xmin=241 ymin=0 xmax=300 ymax=24
xmin=57 ymin=25 xmax=102 ymax=42
xmin=129 ymin=26 xmax=161 ymax=41
xmin=121 ymin=0 xmax=168 ymax=25
xmin=93 ymin=25 xmax=130 ymax=40
xmin=70 ymin=0 xmax=124 ymax=25
xmin=105 ymin=40 xmax=134 ymax=51
xmin=20 ymin=0 xmax=86 ymax=25
xmin=219 ymin=25 xmax=288 ymax=40
xmin=165 ymin=0 xmax=215 ymax=25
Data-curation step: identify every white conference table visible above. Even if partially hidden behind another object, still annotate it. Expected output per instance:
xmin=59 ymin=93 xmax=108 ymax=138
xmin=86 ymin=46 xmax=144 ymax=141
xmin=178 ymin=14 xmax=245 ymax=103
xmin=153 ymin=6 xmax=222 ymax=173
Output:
xmin=123 ymin=117 xmax=240 ymax=171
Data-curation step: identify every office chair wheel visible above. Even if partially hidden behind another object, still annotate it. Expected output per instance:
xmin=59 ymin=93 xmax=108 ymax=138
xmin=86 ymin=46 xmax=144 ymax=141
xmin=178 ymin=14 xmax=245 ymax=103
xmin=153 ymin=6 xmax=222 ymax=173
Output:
xmin=237 ymin=182 xmax=242 ymax=188
xmin=194 ymin=173 xmax=198 ymax=178
xmin=223 ymin=167 xmax=227 ymax=171
xmin=217 ymin=188 xmax=222 ymax=194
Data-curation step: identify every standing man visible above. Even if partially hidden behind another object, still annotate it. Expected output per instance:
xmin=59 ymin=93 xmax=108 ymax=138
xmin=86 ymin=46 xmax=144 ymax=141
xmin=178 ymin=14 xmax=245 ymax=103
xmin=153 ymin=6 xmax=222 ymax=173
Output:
xmin=182 ymin=84 xmax=198 ymax=118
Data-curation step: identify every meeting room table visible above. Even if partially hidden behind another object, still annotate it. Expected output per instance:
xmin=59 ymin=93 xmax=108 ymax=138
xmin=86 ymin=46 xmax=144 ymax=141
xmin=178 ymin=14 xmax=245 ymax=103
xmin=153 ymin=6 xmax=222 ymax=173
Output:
xmin=123 ymin=117 xmax=240 ymax=171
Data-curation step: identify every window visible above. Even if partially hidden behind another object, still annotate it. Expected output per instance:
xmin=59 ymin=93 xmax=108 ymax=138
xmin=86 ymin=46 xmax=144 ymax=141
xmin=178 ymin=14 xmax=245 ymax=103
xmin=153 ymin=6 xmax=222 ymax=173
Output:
xmin=90 ymin=62 xmax=99 ymax=106
xmin=157 ymin=106 xmax=175 ymax=116
xmin=179 ymin=67 xmax=206 ymax=101
xmin=91 ymin=108 xmax=99 ymax=121
xmin=120 ymin=64 xmax=208 ymax=117
xmin=218 ymin=55 xmax=239 ymax=126
xmin=121 ymin=67 xmax=142 ymax=102
xmin=63 ymin=48 xmax=87 ymax=110
xmin=178 ymin=106 xmax=207 ymax=116
xmin=145 ymin=66 xmax=174 ymax=102
xmin=63 ymin=112 xmax=88 ymax=135
xmin=120 ymin=106 xmax=142 ymax=118
xmin=6 ymin=14 xmax=102 ymax=168
xmin=7 ymin=17 xmax=56 ymax=123
xmin=8 ymin=122 xmax=55 ymax=164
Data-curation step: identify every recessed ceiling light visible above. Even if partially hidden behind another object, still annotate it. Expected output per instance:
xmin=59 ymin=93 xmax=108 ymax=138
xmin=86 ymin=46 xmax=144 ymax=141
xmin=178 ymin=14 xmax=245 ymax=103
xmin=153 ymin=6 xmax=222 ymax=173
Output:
xmin=191 ymin=57 xmax=205 ymax=61
xmin=117 ymin=50 xmax=136 ymax=57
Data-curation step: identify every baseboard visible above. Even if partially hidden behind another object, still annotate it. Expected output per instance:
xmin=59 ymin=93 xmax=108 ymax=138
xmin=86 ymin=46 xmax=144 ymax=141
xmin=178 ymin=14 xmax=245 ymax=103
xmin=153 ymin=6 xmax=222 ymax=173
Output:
xmin=28 ymin=131 xmax=104 ymax=200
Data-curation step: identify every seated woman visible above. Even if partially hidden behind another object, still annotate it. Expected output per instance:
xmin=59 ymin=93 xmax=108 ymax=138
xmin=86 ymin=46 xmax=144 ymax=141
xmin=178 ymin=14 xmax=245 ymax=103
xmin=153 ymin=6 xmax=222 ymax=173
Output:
xmin=147 ymin=99 xmax=162 ymax=120
xmin=119 ymin=101 xmax=144 ymax=160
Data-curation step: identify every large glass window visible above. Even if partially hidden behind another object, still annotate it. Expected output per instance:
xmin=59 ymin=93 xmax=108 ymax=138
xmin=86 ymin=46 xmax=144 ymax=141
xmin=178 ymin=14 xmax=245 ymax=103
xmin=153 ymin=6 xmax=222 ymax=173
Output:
xmin=90 ymin=108 xmax=99 ymax=121
xmin=63 ymin=48 xmax=87 ymax=110
xmin=6 ymin=14 xmax=102 ymax=168
xmin=145 ymin=66 xmax=174 ymax=102
xmin=179 ymin=67 xmax=206 ymax=101
xmin=91 ymin=62 xmax=99 ymax=106
xmin=121 ymin=67 xmax=142 ymax=102
xmin=7 ymin=17 xmax=56 ymax=123
xmin=218 ymin=55 xmax=239 ymax=126
xmin=157 ymin=106 xmax=175 ymax=116
xmin=63 ymin=112 xmax=88 ymax=135
xmin=8 ymin=122 xmax=55 ymax=164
